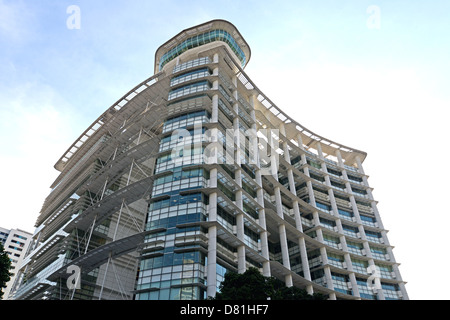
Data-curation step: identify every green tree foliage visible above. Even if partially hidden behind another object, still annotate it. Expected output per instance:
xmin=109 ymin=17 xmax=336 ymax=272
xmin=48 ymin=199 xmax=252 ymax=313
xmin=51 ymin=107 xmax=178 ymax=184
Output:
xmin=215 ymin=267 xmax=271 ymax=300
xmin=268 ymin=276 xmax=328 ymax=300
xmin=0 ymin=243 xmax=12 ymax=299
xmin=214 ymin=267 xmax=327 ymax=300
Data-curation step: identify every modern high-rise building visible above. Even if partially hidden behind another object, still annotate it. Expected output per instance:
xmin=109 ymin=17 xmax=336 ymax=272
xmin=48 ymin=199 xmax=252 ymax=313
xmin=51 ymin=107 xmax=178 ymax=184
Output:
xmin=0 ymin=227 xmax=32 ymax=299
xmin=12 ymin=19 xmax=408 ymax=300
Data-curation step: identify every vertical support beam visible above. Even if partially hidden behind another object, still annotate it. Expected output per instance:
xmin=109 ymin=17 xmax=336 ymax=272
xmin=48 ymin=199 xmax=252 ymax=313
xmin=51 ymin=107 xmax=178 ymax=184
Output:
xmin=334 ymin=150 xmax=360 ymax=298
xmin=207 ymin=94 xmax=220 ymax=297
xmin=255 ymin=169 xmax=271 ymax=277
xmin=342 ymin=155 xmax=381 ymax=299
xmin=392 ymin=262 xmax=409 ymax=300
xmin=295 ymin=133 xmax=314 ymax=294
xmin=312 ymin=142 xmax=335 ymax=299
xmin=274 ymin=123 xmax=292 ymax=287
xmin=284 ymin=134 xmax=313 ymax=293
xmin=235 ymin=169 xmax=246 ymax=274
xmin=211 ymin=94 xmax=219 ymax=123
xmin=206 ymin=223 xmax=218 ymax=298
xmin=207 ymin=168 xmax=218 ymax=298
xmin=232 ymin=82 xmax=246 ymax=273
xmin=250 ymin=94 xmax=270 ymax=277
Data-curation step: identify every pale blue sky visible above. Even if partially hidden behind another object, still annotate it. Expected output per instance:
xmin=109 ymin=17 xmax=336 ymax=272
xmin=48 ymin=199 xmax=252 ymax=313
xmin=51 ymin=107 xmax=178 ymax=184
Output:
xmin=1 ymin=0 xmax=449 ymax=300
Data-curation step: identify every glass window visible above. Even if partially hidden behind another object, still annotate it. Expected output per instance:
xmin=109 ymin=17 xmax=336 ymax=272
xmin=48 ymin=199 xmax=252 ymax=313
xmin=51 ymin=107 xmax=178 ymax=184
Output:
xmin=365 ymin=230 xmax=381 ymax=238
xmin=160 ymin=29 xmax=247 ymax=71
xmin=170 ymin=67 xmax=211 ymax=86
xmin=316 ymin=202 xmax=331 ymax=211
xmin=168 ymin=81 xmax=211 ymax=101
xmin=338 ymin=209 xmax=353 ymax=217
xmin=360 ymin=215 xmax=376 ymax=223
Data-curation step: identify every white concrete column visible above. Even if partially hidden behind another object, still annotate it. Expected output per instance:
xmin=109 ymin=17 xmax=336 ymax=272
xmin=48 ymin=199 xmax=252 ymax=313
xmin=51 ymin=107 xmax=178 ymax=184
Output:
xmin=330 ymin=151 xmax=360 ymax=298
xmin=279 ymin=223 xmax=293 ymax=287
xmin=296 ymin=136 xmax=328 ymax=296
xmin=369 ymin=199 xmax=385 ymax=231
xmin=236 ymin=214 xmax=246 ymax=272
xmin=375 ymin=271 xmax=386 ymax=300
xmin=207 ymin=224 xmax=218 ymax=298
xmin=212 ymin=79 xmax=219 ymax=90
xmin=292 ymin=134 xmax=314 ymax=293
xmin=274 ymin=183 xmax=292 ymax=279
xmin=207 ymin=168 xmax=218 ymax=298
xmin=273 ymin=123 xmax=292 ymax=287
xmin=285 ymin=134 xmax=314 ymax=292
xmin=398 ymin=282 xmax=409 ymax=300
xmin=282 ymin=131 xmax=301 ymax=231
xmin=232 ymin=85 xmax=246 ymax=273
xmin=250 ymin=94 xmax=271 ymax=277
xmin=392 ymin=263 xmax=409 ymax=299
xmin=298 ymin=237 xmax=313 ymax=294
xmin=386 ymin=246 xmax=407 ymax=299
xmin=343 ymin=256 xmax=361 ymax=298
xmin=355 ymin=156 xmax=365 ymax=175
xmin=315 ymin=142 xmax=324 ymax=159
xmin=302 ymin=143 xmax=321 ymax=227
xmin=322 ymin=256 xmax=336 ymax=300
xmin=211 ymin=94 xmax=219 ymax=123
xmin=296 ymin=133 xmax=304 ymax=150
xmin=235 ymin=170 xmax=246 ymax=274
xmin=256 ymin=169 xmax=271 ymax=277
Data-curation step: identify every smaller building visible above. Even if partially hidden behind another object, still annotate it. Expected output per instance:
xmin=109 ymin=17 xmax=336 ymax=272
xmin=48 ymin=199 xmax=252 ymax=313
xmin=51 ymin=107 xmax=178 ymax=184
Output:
xmin=0 ymin=227 xmax=33 ymax=299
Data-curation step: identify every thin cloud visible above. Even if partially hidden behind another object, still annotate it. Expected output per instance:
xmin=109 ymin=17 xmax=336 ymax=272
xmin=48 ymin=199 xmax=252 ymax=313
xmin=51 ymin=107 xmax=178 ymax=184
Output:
xmin=0 ymin=0 xmax=35 ymax=43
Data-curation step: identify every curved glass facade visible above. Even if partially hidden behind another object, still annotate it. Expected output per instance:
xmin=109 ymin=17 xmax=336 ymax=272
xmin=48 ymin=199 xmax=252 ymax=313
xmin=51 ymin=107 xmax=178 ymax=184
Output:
xmin=159 ymin=29 xmax=247 ymax=71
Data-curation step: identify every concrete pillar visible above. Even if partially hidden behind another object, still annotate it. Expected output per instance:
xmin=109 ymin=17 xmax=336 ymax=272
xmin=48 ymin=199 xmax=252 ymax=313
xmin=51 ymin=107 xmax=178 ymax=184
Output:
xmin=235 ymin=175 xmax=246 ymax=273
xmin=250 ymin=94 xmax=271 ymax=277
xmin=236 ymin=225 xmax=246 ymax=274
xmin=207 ymin=224 xmax=218 ymax=298
xmin=296 ymin=135 xmax=319 ymax=294
xmin=355 ymin=156 xmax=365 ymax=175
xmin=392 ymin=263 xmax=409 ymax=299
xmin=348 ymin=272 xmax=360 ymax=298
xmin=340 ymin=254 xmax=360 ymax=298
xmin=279 ymin=223 xmax=293 ymax=287
xmin=285 ymin=134 xmax=313 ymax=293
xmin=322 ymin=262 xmax=336 ymax=300
xmin=299 ymin=237 xmax=313 ymax=294
xmin=232 ymin=85 xmax=246 ymax=273
xmin=255 ymin=169 xmax=271 ymax=277
xmin=211 ymin=94 xmax=219 ymax=123
xmin=207 ymin=168 xmax=218 ymax=298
